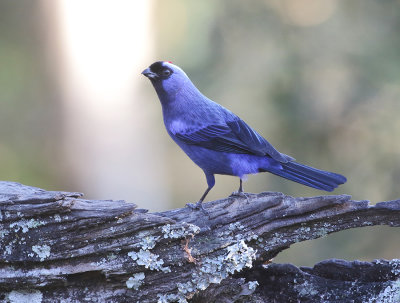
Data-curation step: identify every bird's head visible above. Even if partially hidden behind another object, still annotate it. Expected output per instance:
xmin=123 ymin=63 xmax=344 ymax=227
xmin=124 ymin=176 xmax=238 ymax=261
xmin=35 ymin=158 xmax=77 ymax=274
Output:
xmin=142 ymin=61 xmax=190 ymax=99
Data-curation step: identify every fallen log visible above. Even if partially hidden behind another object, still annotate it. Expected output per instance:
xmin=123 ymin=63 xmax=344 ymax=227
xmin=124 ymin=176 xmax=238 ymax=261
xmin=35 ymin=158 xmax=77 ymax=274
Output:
xmin=0 ymin=181 xmax=399 ymax=302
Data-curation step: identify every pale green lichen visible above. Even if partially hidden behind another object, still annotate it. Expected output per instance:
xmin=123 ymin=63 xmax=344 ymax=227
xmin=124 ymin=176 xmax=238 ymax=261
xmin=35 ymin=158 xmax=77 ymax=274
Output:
xmin=225 ymin=240 xmax=256 ymax=273
xmin=157 ymin=293 xmax=186 ymax=303
xmin=246 ymin=233 xmax=258 ymax=242
xmin=7 ymin=289 xmax=43 ymax=303
xmin=0 ymin=228 xmax=10 ymax=239
xmin=161 ymin=223 xmax=200 ymax=239
xmin=294 ymin=280 xmax=319 ymax=297
xmin=31 ymin=244 xmax=51 ymax=261
xmin=5 ymin=244 xmax=13 ymax=255
xmin=368 ymin=279 xmax=400 ymax=303
xmin=94 ymin=254 xmax=119 ymax=267
xmin=314 ymin=228 xmax=329 ymax=238
xmin=154 ymin=239 xmax=257 ymax=302
xmin=174 ymin=240 xmax=257 ymax=300
xmin=94 ymin=257 xmax=108 ymax=267
xmin=248 ymin=280 xmax=259 ymax=290
xmin=53 ymin=214 xmax=61 ymax=222
xmin=263 ymin=233 xmax=286 ymax=248
xmin=177 ymin=281 xmax=196 ymax=293
xmin=128 ymin=250 xmax=170 ymax=273
xmin=217 ymin=222 xmax=258 ymax=245
xmin=10 ymin=219 xmax=45 ymax=233
xmin=140 ymin=236 xmax=159 ymax=250
xmin=217 ymin=222 xmax=245 ymax=239
xmin=229 ymin=222 xmax=245 ymax=232
xmin=126 ymin=272 xmax=145 ymax=290
xmin=4 ymin=238 xmax=17 ymax=257
xmin=126 ymin=229 xmax=174 ymax=276
xmin=108 ymin=253 xmax=117 ymax=260
xmin=368 ymin=259 xmax=400 ymax=302
xmin=390 ymin=259 xmax=400 ymax=276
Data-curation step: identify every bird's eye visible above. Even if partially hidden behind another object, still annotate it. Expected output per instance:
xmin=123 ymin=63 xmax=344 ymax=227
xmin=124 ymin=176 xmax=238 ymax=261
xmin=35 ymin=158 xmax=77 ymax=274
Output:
xmin=162 ymin=69 xmax=171 ymax=77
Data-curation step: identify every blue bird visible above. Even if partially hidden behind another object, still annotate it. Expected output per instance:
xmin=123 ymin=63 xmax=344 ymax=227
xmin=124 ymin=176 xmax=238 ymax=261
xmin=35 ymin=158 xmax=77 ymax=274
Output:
xmin=142 ymin=61 xmax=346 ymax=210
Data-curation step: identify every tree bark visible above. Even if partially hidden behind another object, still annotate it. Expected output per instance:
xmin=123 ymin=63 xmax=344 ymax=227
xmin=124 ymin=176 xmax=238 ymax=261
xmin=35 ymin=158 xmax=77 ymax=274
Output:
xmin=0 ymin=181 xmax=399 ymax=302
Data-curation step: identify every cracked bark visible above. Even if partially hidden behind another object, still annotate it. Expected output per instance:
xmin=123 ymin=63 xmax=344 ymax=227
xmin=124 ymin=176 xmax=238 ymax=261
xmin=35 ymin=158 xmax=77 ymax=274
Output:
xmin=0 ymin=181 xmax=399 ymax=303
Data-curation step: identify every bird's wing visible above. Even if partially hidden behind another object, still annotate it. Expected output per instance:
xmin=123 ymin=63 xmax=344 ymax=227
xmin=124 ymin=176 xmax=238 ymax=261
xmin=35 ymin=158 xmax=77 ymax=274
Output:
xmin=227 ymin=119 xmax=292 ymax=162
xmin=174 ymin=119 xmax=292 ymax=162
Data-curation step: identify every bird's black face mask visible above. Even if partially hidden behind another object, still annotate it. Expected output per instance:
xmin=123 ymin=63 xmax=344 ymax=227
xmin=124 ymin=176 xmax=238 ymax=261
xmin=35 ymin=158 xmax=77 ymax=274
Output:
xmin=142 ymin=61 xmax=173 ymax=81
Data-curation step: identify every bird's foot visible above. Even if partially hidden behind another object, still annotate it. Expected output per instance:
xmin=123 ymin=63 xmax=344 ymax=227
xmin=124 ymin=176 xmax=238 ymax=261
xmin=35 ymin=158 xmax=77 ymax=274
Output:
xmin=230 ymin=191 xmax=250 ymax=202
xmin=186 ymin=201 xmax=209 ymax=215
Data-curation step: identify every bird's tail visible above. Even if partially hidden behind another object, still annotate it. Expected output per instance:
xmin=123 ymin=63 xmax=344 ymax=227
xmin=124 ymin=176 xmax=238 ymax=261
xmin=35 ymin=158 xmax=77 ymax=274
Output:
xmin=262 ymin=161 xmax=347 ymax=192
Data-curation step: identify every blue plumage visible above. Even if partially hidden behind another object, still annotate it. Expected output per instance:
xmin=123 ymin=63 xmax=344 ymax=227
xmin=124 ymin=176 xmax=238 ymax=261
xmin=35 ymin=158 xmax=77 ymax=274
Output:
xmin=142 ymin=61 xmax=347 ymax=209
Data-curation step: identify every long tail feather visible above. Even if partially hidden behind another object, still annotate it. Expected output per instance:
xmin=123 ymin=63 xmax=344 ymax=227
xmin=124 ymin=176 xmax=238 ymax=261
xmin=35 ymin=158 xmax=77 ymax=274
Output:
xmin=263 ymin=161 xmax=347 ymax=191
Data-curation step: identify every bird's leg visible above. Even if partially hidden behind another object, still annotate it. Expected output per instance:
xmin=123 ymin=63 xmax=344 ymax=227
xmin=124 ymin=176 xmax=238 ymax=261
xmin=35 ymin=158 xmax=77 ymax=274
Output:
xmin=231 ymin=178 xmax=244 ymax=195
xmin=186 ymin=186 xmax=211 ymax=212
xmin=186 ymin=173 xmax=215 ymax=215
xmin=231 ymin=178 xmax=249 ymax=200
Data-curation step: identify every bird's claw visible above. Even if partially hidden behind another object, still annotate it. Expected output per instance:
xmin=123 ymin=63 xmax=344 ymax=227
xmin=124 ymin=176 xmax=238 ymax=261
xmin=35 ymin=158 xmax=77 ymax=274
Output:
xmin=230 ymin=191 xmax=250 ymax=202
xmin=186 ymin=201 xmax=209 ymax=215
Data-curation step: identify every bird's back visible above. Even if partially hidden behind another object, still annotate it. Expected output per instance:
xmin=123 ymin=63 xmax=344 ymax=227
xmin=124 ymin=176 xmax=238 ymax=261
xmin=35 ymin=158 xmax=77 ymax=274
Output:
xmin=162 ymin=82 xmax=237 ymax=136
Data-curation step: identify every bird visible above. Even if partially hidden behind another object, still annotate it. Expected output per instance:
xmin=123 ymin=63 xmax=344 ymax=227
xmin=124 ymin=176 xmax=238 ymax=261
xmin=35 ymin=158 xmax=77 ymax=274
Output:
xmin=142 ymin=61 xmax=347 ymax=211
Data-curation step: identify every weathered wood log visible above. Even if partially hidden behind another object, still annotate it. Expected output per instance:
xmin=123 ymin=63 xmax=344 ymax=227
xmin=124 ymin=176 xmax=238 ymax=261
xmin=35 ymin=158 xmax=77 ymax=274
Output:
xmin=0 ymin=181 xmax=399 ymax=302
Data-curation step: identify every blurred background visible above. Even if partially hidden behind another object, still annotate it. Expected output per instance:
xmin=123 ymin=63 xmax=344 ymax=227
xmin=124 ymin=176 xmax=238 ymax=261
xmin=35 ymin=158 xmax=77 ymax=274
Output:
xmin=0 ymin=0 xmax=399 ymax=266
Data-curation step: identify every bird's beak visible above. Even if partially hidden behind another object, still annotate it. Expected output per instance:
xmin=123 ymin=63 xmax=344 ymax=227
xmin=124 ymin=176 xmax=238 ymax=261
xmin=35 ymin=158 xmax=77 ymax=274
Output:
xmin=141 ymin=68 xmax=157 ymax=79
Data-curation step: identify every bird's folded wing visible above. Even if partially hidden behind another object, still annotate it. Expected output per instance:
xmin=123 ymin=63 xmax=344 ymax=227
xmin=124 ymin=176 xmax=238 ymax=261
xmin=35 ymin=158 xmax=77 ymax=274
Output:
xmin=227 ymin=119 xmax=292 ymax=162
xmin=174 ymin=120 xmax=292 ymax=163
